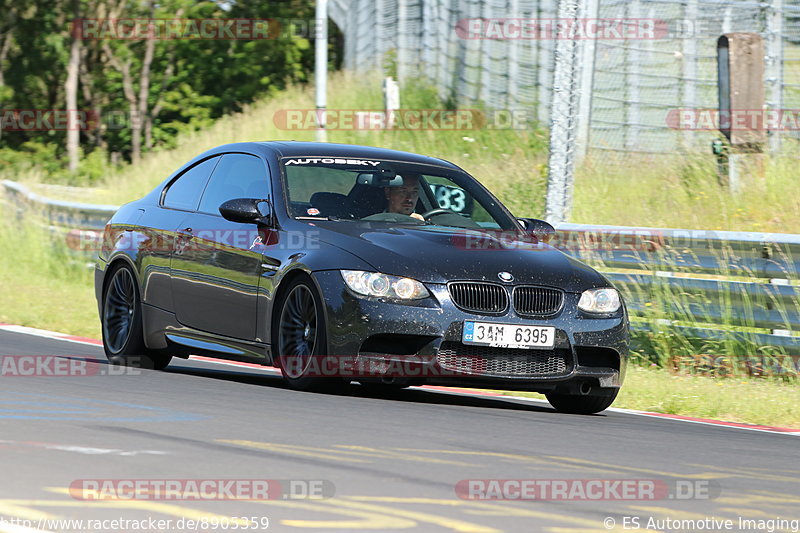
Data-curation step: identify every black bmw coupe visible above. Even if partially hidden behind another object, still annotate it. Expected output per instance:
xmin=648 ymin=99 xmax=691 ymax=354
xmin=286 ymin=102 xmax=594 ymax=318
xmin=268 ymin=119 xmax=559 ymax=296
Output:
xmin=95 ymin=142 xmax=629 ymax=414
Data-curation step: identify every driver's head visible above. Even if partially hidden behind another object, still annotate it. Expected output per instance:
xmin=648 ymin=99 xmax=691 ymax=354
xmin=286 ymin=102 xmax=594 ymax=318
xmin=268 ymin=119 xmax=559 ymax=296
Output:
xmin=385 ymin=174 xmax=420 ymax=215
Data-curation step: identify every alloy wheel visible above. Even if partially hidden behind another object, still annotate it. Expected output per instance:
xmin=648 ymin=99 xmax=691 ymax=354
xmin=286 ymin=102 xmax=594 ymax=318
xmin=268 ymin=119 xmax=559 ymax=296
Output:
xmin=278 ymin=284 xmax=319 ymax=379
xmin=103 ymin=267 xmax=137 ymax=354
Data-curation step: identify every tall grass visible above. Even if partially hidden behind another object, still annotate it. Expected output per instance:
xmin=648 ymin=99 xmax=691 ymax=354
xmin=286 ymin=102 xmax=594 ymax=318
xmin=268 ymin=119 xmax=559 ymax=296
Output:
xmin=0 ymin=206 xmax=98 ymax=338
xmin=573 ymin=150 xmax=800 ymax=233
xmin=579 ymin=240 xmax=799 ymax=378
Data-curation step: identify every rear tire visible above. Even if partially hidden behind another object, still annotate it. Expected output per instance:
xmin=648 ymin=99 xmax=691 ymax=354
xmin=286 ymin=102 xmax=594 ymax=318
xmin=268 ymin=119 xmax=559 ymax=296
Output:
xmin=545 ymin=389 xmax=619 ymax=414
xmin=101 ymin=263 xmax=172 ymax=370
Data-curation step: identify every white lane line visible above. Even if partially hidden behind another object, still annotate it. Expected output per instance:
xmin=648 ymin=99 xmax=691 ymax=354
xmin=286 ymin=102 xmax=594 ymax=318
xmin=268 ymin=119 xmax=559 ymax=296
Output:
xmin=41 ymin=445 xmax=168 ymax=456
xmin=0 ymin=325 xmax=101 ymax=347
xmin=0 ymin=440 xmax=169 ymax=456
xmin=601 ymin=409 xmax=800 ymax=437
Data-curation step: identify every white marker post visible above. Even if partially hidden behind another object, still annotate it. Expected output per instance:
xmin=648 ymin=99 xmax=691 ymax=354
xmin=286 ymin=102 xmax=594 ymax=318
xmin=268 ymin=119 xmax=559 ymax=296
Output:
xmin=383 ymin=77 xmax=400 ymax=129
xmin=315 ymin=0 xmax=328 ymax=142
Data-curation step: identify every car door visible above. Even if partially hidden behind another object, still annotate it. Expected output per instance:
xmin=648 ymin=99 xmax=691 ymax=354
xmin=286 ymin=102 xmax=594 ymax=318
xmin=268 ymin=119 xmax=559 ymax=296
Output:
xmin=169 ymin=153 xmax=271 ymax=341
xmin=143 ymin=155 xmax=221 ymax=311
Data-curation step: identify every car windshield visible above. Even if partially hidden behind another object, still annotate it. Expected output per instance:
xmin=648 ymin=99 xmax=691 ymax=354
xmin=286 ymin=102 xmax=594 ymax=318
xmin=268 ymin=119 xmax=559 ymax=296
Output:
xmin=280 ymin=157 xmax=517 ymax=231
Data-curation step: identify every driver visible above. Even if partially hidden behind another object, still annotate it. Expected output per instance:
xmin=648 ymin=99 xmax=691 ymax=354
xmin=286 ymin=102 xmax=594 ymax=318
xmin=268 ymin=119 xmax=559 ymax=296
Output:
xmin=385 ymin=173 xmax=424 ymax=221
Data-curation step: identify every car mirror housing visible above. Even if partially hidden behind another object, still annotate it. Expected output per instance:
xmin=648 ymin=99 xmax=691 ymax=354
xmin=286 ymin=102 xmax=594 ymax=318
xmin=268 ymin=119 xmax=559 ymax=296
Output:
xmin=517 ymin=217 xmax=555 ymax=243
xmin=356 ymin=168 xmax=402 ymax=187
xmin=219 ymin=198 xmax=272 ymax=225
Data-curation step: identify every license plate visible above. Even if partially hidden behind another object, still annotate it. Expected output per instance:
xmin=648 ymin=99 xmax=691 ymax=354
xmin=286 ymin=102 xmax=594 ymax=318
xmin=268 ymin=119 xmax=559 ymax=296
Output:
xmin=462 ymin=321 xmax=555 ymax=350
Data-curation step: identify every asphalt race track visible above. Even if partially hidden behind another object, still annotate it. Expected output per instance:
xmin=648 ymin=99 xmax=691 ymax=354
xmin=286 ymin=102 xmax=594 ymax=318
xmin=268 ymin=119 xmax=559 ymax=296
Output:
xmin=1 ymin=328 xmax=799 ymax=533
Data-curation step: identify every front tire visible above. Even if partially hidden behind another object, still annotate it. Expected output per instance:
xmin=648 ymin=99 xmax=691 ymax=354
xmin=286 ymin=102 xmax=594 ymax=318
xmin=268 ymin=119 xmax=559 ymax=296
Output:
xmin=274 ymin=277 xmax=340 ymax=391
xmin=101 ymin=263 xmax=172 ymax=370
xmin=545 ymin=389 xmax=619 ymax=414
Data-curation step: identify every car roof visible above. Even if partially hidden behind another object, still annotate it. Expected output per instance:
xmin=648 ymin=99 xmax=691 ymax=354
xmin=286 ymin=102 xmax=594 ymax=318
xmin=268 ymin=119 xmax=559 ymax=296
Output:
xmin=208 ymin=141 xmax=461 ymax=169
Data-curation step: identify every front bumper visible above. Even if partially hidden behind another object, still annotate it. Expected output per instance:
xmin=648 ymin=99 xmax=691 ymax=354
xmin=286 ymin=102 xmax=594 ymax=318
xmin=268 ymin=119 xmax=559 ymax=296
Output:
xmin=312 ymin=271 xmax=629 ymax=394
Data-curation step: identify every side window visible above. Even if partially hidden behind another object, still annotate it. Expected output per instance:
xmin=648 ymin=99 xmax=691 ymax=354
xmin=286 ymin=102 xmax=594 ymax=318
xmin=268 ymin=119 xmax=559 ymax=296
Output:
xmin=198 ymin=153 xmax=269 ymax=215
xmin=162 ymin=156 xmax=220 ymax=211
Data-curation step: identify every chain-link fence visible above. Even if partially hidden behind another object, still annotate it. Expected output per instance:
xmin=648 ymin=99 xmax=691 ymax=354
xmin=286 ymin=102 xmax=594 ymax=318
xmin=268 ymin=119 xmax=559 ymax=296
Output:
xmin=329 ymin=0 xmax=558 ymax=124
xmin=328 ymin=0 xmax=800 ymax=156
xmin=591 ymin=0 xmax=798 ymax=154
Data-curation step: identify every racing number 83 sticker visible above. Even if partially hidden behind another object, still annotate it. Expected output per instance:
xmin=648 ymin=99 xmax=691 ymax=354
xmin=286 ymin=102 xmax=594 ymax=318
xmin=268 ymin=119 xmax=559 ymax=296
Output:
xmin=430 ymin=184 xmax=473 ymax=214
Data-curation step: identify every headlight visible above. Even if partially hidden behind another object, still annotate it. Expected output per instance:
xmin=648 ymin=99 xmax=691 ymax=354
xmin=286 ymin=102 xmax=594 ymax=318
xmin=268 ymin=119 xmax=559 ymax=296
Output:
xmin=341 ymin=270 xmax=429 ymax=300
xmin=578 ymin=288 xmax=621 ymax=314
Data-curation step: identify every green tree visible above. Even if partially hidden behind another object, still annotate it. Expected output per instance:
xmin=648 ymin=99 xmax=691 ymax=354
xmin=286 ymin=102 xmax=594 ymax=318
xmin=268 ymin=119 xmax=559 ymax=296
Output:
xmin=1 ymin=0 xmax=332 ymax=177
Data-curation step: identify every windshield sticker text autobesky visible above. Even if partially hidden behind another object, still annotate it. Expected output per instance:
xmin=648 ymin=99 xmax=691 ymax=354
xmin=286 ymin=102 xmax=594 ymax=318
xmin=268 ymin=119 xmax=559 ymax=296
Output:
xmin=284 ymin=158 xmax=381 ymax=166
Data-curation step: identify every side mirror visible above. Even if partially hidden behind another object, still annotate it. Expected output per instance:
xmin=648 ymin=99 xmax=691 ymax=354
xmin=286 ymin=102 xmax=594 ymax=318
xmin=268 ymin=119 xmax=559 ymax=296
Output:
xmin=517 ymin=218 xmax=555 ymax=243
xmin=219 ymin=198 xmax=272 ymax=225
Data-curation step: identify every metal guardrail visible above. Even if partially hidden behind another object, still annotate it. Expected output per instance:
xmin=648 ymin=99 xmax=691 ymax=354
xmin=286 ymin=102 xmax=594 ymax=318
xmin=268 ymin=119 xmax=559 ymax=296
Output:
xmin=1 ymin=180 xmax=120 ymax=230
xmin=552 ymin=223 xmax=799 ymax=355
xmin=555 ymin=223 xmax=800 ymax=280
xmin=2 ymin=180 xmax=798 ymax=356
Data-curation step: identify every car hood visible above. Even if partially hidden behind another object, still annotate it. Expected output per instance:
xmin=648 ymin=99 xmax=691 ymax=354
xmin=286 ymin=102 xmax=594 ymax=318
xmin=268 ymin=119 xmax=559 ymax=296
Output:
xmin=312 ymin=222 xmax=609 ymax=292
